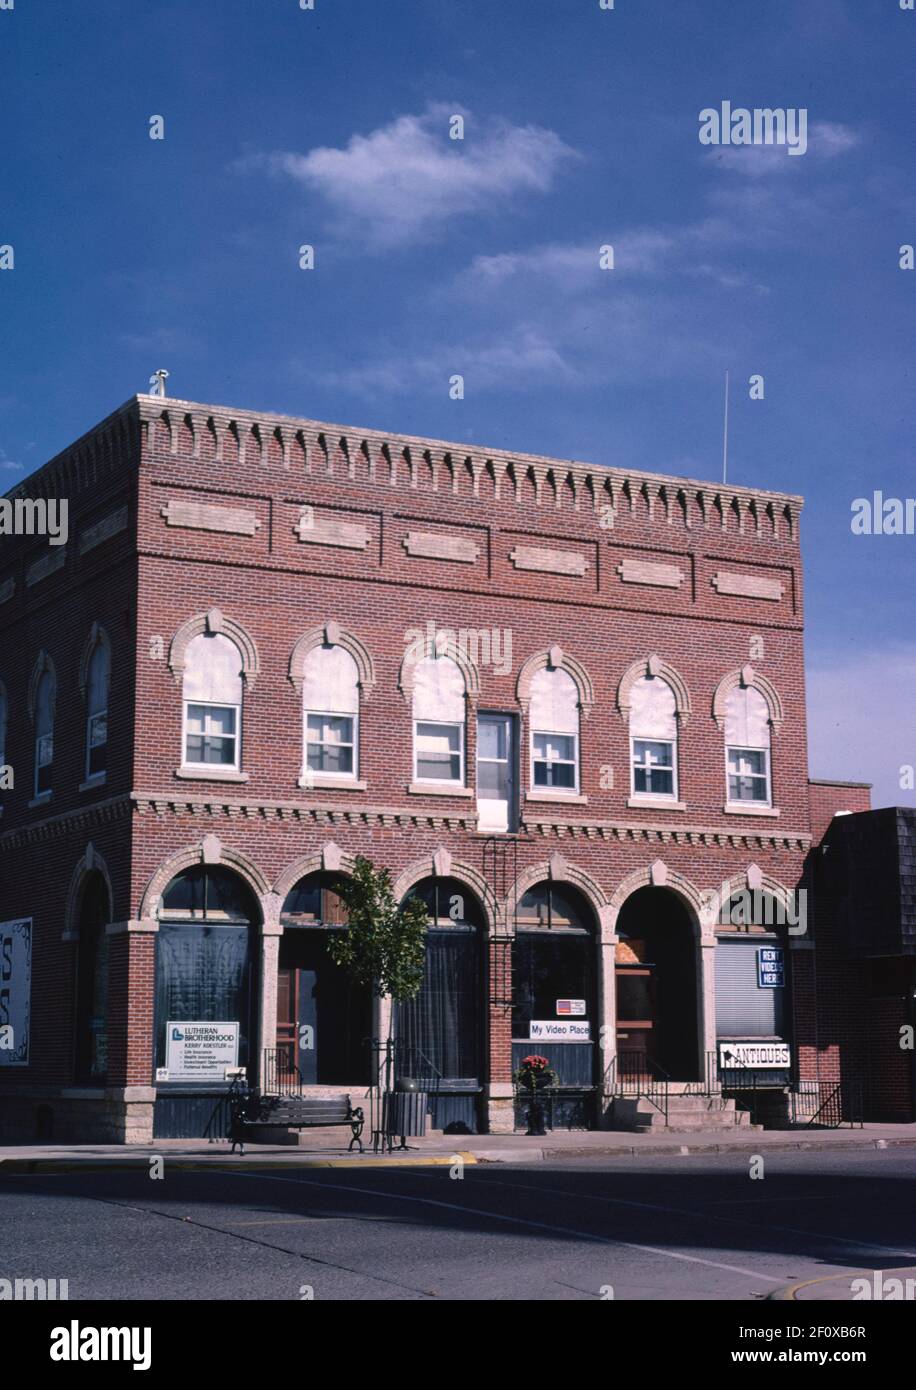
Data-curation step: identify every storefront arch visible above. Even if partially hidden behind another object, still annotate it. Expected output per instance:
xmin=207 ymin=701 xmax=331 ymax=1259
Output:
xmin=614 ymin=884 xmax=703 ymax=1082
xmin=395 ymin=875 xmax=488 ymax=1134
xmin=276 ymin=867 xmax=372 ymax=1086
xmin=152 ymin=864 xmax=261 ymax=1135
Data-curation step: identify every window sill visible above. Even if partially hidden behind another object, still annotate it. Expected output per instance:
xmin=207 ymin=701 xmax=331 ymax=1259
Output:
xmin=627 ymin=796 xmax=686 ymax=812
xmin=525 ymin=790 xmax=588 ymax=805
xmin=407 ymin=782 xmax=474 ymax=798
xmin=298 ymin=775 xmax=367 ymax=791
xmin=28 ymin=791 xmax=53 ymax=809
xmin=79 ymin=773 xmax=107 ymax=793
xmin=723 ymin=803 xmax=780 ymax=818
xmin=175 ymin=767 xmax=250 ymax=783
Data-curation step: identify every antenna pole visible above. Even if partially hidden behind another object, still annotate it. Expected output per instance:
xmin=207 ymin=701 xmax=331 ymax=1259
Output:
xmin=722 ymin=369 xmax=730 ymax=485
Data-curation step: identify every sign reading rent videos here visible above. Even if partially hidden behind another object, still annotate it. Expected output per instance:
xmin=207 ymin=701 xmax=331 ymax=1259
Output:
xmin=0 ymin=919 xmax=32 ymax=1066
xmin=165 ymin=1021 xmax=239 ymax=1080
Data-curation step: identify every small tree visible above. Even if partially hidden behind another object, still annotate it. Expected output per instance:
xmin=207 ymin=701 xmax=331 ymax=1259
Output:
xmin=327 ymin=855 xmax=428 ymax=1005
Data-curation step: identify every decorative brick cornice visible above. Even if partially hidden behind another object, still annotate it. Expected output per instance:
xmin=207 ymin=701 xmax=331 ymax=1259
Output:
xmin=0 ymin=793 xmax=132 ymax=851
xmin=519 ymin=813 xmax=809 ymax=853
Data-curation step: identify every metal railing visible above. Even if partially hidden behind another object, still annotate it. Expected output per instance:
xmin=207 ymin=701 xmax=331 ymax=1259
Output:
xmin=604 ymin=1051 xmax=670 ymax=1125
xmin=802 ymin=1078 xmax=864 ymax=1129
xmin=262 ymin=1047 xmax=304 ymax=1097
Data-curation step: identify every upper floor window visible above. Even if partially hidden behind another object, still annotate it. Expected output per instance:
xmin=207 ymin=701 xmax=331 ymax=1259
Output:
xmin=630 ymin=674 xmax=677 ymax=799
xmin=302 ymin=643 xmax=359 ymax=782
xmin=725 ymin=685 xmax=772 ymax=806
xmin=412 ymin=654 xmax=466 ymax=785
xmin=181 ymin=632 xmax=243 ymax=771
xmin=34 ymin=668 xmax=55 ymax=798
xmin=529 ymin=666 xmax=579 ymax=793
xmin=85 ymin=637 xmax=110 ymax=781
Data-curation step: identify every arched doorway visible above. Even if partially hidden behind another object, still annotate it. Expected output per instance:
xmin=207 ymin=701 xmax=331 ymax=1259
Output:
xmin=615 ymin=886 xmax=700 ymax=1081
xmin=74 ymin=872 xmax=110 ymax=1082
xmin=512 ymin=881 xmax=599 ymax=1128
xmin=396 ymin=877 xmax=485 ymax=1134
xmin=277 ymin=871 xmax=372 ymax=1085
xmin=153 ymin=865 xmax=259 ymax=1137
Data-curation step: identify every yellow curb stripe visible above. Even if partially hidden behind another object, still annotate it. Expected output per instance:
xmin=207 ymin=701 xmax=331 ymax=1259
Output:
xmin=770 ymin=1265 xmax=916 ymax=1301
xmin=0 ymin=1153 xmax=478 ymax=1175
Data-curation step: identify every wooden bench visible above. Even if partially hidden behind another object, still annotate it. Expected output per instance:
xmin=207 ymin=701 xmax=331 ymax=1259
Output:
xmin=229 ymin=1092 xmax=364 ymax=1154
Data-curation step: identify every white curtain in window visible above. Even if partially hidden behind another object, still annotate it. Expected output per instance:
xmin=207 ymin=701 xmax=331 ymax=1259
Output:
xmin=530 ymin=667 xmax=578 ymax=734
xmin=87 ymin=642 xmax=109 ymax=718
xmin=630 ymin=675 xmax=676 ymax=739
xmin=302 ymin=644 xmax=358 ymax=713
xmin=724 ymin=686 xmax=770 ymax=748
xmin=183 ymin=633 xmax=243 ymax=705
xmin=411 ymin=655 xmax=465 ymax=722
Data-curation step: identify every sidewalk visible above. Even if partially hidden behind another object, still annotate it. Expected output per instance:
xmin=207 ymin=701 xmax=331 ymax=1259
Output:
xmin=2 ymin=1122 xmax=915 ymax=1171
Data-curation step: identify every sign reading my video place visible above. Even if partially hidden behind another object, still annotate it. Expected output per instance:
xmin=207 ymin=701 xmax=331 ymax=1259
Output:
xmin=0 ymin=919 xmax=32 ymax=1066
xmin=718 ymin=1040 xmax=791 ymax=1069
xmin=530 ymin=1020 xmax=591 ymax=1042
xmin=165 ymin=1021 xmax=239 ymax=1080
xmin=757 ymin=946 xmax=785 ymax=989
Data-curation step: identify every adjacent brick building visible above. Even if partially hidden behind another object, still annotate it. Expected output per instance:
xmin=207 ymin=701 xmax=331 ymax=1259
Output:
xmin=0 ymin=393 xmax=899 ymax=1141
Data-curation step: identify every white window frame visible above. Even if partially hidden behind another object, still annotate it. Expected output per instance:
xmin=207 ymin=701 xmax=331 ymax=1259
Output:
xmin=413 ymin=718 xmax=465 ymax=786
xmin=630 ymin=734 xmax=678 ymax=801
xmin=182 ymin=700 xmax=241 ymax=772
xmin=725 ymin=743 xmax=771 ymax=808
xmin=530 ymin=728 xmax=579 ymax=794
xmin=34 ymin=730 xmax=53 ymax=797
xmin=303 ymin=707 xmax=358 ymax=781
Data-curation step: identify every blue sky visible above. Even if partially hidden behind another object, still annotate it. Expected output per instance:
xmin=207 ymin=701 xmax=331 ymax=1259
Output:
xmin=2 ymin=0 xmax=914 ymax=807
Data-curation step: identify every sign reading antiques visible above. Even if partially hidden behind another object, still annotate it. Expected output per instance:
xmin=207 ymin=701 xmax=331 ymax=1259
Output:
xmin=757 ymin=946 xmax=785 ymax=988
xmin=718 ymin=1040 xmax=791 ymax=1069
xmin=0 ymin=918 xmax=31 ymax=1066
xmin=530 ymin=1020 xmax=591 ymax=1041
xmin=165 ymin=1021 xmax=239 ymax=1080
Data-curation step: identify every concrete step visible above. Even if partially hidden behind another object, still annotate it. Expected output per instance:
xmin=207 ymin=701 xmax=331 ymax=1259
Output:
xmin=608 ymin=1096 xmax=758 ymax=1133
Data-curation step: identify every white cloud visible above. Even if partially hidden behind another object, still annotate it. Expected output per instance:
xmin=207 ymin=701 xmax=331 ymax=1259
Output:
xmin=707 ymin=120 xmax=862 ymax=177
xmin=237 ymin=104 xmax=579 ymax=246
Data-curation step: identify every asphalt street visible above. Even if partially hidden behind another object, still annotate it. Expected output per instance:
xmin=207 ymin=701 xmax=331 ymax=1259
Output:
xmin=2 ymin=1146 xmax=915 ymax=1301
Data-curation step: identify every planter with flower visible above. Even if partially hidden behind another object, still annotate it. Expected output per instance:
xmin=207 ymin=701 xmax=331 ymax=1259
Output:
xmin=513 ymin=1054 xmax=559 ymax=1136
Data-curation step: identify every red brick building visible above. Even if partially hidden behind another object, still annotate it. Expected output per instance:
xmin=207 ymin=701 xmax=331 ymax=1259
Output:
xmin=0 ymin=393 xmax=884 ymax=1141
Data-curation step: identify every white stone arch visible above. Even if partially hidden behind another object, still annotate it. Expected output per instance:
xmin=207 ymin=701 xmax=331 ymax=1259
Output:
xmin=712 ymin=665 xmax=784 ymax=736
xmin=503 ymin=854 xmax=612 ymax=941
xmin=168 ymin=608 xmax=260 ymax=688
xmin=138 ymin=837 xmax=269 ymax=920
xmin=64 ymin=841 xmax=115 ymax=938
xmin=27 ymin=649 xmax=56 ymax=723
xmin=616 ymin=653 xmax=692 ymax=726
xmin=516 ymin=646 xmax=595 ymax=720
xmin=272 ymin=842 xmax=360 ymax=900
xmin=391 ymin=851 xmax=495 ymax=936
xmin=704 ymin=867 xmax=796 ymax=929
xmin=397 ymin=636 xmax=481 ymax=705
xmin=77 ymin=622 xmax=112 ymax=703
xmin=607 ymin=862 xmax=706 ymax=937
xmin=288 ymin=621 xmax=376 ymax=699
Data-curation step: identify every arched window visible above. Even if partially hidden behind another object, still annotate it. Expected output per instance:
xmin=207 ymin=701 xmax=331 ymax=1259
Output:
xmin=181 ymin=633 xmax=243 ymax=771
xmin=412 ymin=655 xmax=466 ymax=786
xmin=529 ymin=666 xmax=579 ymax=792
xmin=302 ymin=643 xmax=359 ymax=783
xmin=34 ymin=669 xmax=55 ymax=798
xmin=155 ymin=866 xmax=258 ymax=1079
xmin=74 ymin=872 xmax=110 ymax=1082
xmin=724 ymin=685 xmax=772 ymax=806
xmin=85 ymin=638 xmax=110 ymax=781
xmin=629 ymin=675 xmax=677 ymax=800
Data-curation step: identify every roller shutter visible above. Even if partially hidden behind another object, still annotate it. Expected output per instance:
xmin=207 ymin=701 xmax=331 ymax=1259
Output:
xmin=715 ymin=938 xmax=786 ymax=1037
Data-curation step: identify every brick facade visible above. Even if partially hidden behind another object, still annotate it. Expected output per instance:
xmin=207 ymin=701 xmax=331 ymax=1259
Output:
xmin=0 ymin=393 xmax=833 ymax=1140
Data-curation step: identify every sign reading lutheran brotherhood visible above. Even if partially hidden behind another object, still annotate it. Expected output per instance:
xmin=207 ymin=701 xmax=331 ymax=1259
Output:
xmin=718 ymin=1040 xmax=791 ymax=1069
xmin=165 ymin=1021 xmax=239 ymax=1080
xmin=0 ymin=919 xmax=32 ymax=1067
